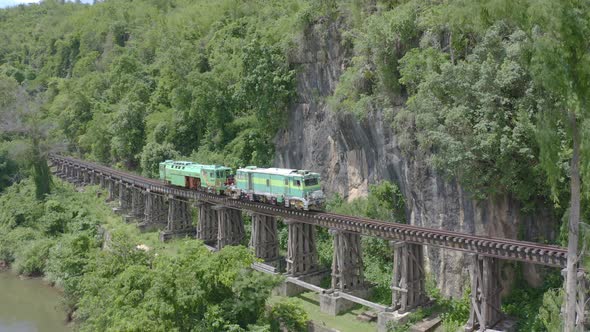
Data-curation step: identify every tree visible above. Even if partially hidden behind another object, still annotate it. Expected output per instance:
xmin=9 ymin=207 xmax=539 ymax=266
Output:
xmin=525 ymin=1 xmax=590 ymax=330
xmin=0 ymin=148 xmax=18 ymax=192
xmin=139 ymin=142 xmax=179 ymax=178
xmin=110 ymin=100 xmax=146 ymax=169
xmin=0 ymin=76 xmax=53 ymax=200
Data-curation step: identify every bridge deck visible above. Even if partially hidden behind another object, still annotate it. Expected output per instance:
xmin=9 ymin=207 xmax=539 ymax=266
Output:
xmin=49 ymin=154 xmax=567 ymax=268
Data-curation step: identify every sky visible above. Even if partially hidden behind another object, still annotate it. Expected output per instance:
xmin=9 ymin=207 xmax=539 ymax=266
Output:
xmin=0 ymin=0 xmax=93 ymax=8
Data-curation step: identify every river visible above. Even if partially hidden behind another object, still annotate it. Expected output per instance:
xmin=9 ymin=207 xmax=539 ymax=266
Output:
xmin=0 ymin=272 xmax=71 ymax=332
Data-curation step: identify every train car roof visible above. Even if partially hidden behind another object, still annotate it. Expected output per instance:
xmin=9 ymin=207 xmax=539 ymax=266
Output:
xmin=236 ymin=166 xmax=319 ymax=177
xmin=160 ymin=160 xmax=231 ymax=169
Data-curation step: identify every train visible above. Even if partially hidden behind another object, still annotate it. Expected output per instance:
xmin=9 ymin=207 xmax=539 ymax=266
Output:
xmin=159 ymin=160 xmax=325 ymax=210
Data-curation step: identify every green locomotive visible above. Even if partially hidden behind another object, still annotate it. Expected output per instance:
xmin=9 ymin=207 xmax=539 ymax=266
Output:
xmin=159 ymin=160 xmax=234 ymax=194
xmin=233 ymin=166 xmax=325 ymax=210
xmin=159 ymin=160 xmax=325 ymax=210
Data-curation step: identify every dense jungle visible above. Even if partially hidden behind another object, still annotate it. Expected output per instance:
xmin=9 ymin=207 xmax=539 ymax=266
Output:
xmin=1 ymin=0 xmax=589 ymax=331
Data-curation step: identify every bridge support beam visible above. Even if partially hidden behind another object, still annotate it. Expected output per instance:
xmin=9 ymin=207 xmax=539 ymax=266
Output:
xmin=274 ymin=220 xmax=323 ymax=297
xmin=249 ymin=213 xmax=280 ymax=263
xmin=214 ymin=206 xmax=244 ymax=250
xmin=391 ymin=241 xmax=428 ymax=314
xmin=117 ymin=183 xmax=132 ymax=213
xmin=89 ymin=171 xmax=96 ymax=185
xmin=69 ymin=166 xmax=79 ymax=183
xmin=130 ymin=188 xmax=145 ymax=220
xmin=64 ymin=165 xmax=71 ymax=179
xmin=320 ymin=230 xmax=367 ymax=315
xmin=330 ymin=229 xmax=364 ymax=291
xmin=196 ymin=202 xmax=217 ymax=246
xmin=159 ymin=196 xmax=195 ymax=241
xmin=465 ymin=254 xmax=502 ymax=331
xmin=139 ymin=191 xmax=168 ymax=232
xmin=286 ymin=220 xmax=319 ymax=276
xmin=106 ymin=179 xmax=118 ymax=202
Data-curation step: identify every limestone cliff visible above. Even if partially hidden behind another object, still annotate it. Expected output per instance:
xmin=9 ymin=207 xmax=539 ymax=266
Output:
xmin=274 ymin=22 xmax=557 ymax=297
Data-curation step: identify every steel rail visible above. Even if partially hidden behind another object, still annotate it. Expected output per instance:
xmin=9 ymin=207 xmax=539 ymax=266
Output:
xmin=49 ymin=154 xmax=568 ymax=268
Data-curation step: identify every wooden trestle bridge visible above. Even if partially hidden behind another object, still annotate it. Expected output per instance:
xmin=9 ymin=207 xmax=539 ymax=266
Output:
xmin=49 ymin=154 xmax=587 ymax=332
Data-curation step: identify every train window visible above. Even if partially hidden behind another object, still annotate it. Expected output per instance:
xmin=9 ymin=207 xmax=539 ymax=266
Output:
xmin=284 ymin=179 xmax=288 ymax=186
xmin=294 ymin=180 xmax=301 ymax=187
xmin=304 ymin=178 xmax=318 ymax=186
xmin=266 ymin=179 xmax=270 ymax=186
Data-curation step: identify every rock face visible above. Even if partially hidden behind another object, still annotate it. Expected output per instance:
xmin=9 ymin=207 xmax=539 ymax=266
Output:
xmin=274 ymin=22 xmax=557 ymax=297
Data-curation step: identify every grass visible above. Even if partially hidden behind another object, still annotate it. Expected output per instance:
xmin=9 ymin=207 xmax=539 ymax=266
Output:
xmin=268 ymin=292 xmax=378 ymax=332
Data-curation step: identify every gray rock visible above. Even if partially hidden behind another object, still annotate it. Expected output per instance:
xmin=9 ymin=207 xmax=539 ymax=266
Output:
xmin=274 ymin=21 xmax=558 ymax=297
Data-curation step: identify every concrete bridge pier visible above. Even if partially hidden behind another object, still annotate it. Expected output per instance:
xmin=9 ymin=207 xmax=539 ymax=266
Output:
xmin=139 ymin=191 xmax=168 ymax=232
xmin=214 ymin=206 xmax=244 ymax=250
xmin=196 ymin=202 xmax=217 ymax=246
xmin=378 ymin=241 xmax=428 ymax=331
xmin=320 ymin=229 xmax=367 ymax=315
xmin=129 ymin=187 xmax=145 ymax=221
xmin=465 ymin=254 xmax=502 ymax=332
xmin=159 ymin=196 xmax=195 ymax=241
xmin=249 ymin=213 xmax=280 ymax=264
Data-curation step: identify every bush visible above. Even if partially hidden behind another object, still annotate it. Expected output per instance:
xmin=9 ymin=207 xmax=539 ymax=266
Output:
xmin=269 ymin=298 xmax=308 ymax=332
xmin=13 ymin=238 xmax=56 ymax=276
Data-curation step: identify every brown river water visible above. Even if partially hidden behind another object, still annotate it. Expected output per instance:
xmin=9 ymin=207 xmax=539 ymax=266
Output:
xmin=0 ymin=272 xmax=71 ymax=332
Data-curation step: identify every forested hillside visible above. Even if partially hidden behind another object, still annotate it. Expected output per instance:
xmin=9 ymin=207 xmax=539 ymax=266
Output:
xmin=1 ymin=0 xmax=589 ymax=331
xmin=1 ymin=0 xmax=300 ymax=175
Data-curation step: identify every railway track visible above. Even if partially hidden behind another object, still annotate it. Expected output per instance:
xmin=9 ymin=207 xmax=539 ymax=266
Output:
xmin=49 ymin=154 xmax=568 ymax=268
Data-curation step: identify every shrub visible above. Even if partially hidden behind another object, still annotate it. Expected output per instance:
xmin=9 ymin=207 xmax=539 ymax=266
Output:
xmin=13 ymin=238 xmax=56 ymax=276
xmin=269 ymin=298 xmax=308 ymax=332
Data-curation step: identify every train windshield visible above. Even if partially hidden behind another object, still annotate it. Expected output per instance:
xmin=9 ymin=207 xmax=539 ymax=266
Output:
xmin=304 ymin=178 xmax=319 ymax=186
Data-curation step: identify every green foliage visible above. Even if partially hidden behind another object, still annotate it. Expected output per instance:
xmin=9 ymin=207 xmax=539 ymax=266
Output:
xmin=0 ymin=147 xmax=18 ymax=192
xmin=324 ymin=181 xmax=405 ymax=304
xmin=0 ymin=177 xmax=283 ymax=331
xmin=268 ymin=298 xmax=309 ymax=332
xmin=0 ymin=0 xmax=302 ymax=169
xmin=77 ymin=238 xmax=280 ymax=332
xmin=140 ymin=142 xmax=179 ymax=178
xmin=538 ymin=288 xmax=564 ymax=332
xmin=396 ymin=23 xmax=548 ymax=203
xmin=12 ymin=238 xmax=56 ymax=276
xmin=502 ymin=268 xmax=563 ymax=331
xmin=425 ymin=276 xmax=470 ymax=330
xmin=327 ymin=181 xmax=405 ymax=223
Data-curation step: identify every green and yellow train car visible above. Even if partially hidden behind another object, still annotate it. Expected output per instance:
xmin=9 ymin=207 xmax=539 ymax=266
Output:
xmin=233 ymin=166 xmax=324 ymax=210
xmin=159 ymin=160 xmax=233 ymax=194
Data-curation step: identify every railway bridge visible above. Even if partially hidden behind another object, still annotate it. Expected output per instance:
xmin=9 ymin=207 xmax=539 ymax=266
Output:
xmin=49 ymin=154 xmax=587 ymax=331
